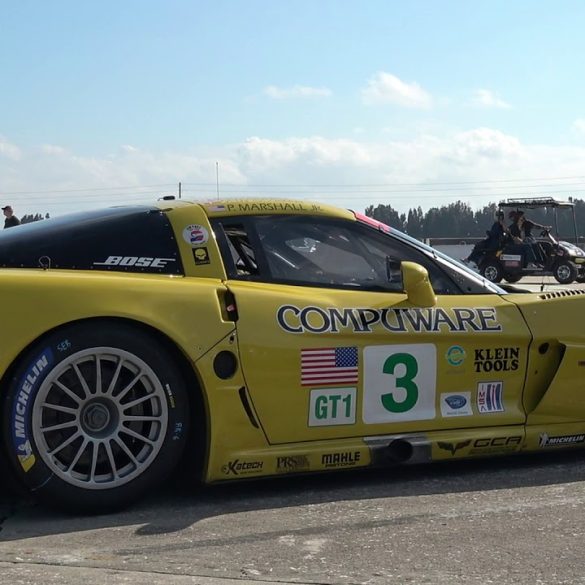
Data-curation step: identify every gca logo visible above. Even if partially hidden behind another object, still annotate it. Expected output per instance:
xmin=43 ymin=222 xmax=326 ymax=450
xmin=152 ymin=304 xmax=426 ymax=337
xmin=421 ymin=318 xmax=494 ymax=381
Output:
xmin=94 ymin=256 xmax=176 ymax=268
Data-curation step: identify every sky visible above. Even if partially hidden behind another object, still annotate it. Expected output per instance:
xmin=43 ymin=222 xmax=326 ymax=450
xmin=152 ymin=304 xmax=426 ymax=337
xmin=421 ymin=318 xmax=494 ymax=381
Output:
xmin=3 ymin=0 xmax=585 ymax=218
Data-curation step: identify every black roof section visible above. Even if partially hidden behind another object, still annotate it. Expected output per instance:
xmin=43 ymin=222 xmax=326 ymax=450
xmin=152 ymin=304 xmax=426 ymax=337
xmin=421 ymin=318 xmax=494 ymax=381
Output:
xmin=0 ymin=206 xmax=183 ymax=274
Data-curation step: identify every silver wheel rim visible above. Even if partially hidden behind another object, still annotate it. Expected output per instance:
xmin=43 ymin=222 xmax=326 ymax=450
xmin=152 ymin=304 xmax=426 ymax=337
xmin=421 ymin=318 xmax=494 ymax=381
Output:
xmin=557 ymin=264 xmax=571 ymax=281
xmin=484 ymin=265 xmax=499 ymax=281
xmin=32 ymin=347 xmax=168 ymax=490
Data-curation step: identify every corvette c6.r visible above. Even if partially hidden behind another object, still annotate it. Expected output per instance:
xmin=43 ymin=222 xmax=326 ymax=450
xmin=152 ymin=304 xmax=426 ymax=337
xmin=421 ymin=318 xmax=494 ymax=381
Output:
xmin=1 ymin=198 xmax=584 ymax=513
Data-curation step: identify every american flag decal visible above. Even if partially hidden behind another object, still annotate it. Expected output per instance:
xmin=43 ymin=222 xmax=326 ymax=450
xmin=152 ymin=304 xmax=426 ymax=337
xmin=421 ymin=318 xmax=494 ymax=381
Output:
xmin=301 ymin=347 xmax=359 ymax=386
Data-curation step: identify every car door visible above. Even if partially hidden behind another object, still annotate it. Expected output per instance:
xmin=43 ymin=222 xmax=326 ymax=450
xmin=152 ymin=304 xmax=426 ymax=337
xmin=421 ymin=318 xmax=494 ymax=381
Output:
xmin=212 ymin=214 xmax=532 ymax=445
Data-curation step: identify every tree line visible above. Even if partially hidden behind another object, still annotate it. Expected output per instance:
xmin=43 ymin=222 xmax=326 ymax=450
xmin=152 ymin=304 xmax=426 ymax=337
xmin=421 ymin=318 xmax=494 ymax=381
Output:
xmin=21 ymin=213 xmax=50 ymax=224
xmin=365 ymin=198 xmax=585 ymax=240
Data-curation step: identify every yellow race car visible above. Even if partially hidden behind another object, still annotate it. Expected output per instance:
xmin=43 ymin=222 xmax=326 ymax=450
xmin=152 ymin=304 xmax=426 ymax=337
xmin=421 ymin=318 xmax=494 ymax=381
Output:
xmin=0 ymin=198 xmax=583 ymax=513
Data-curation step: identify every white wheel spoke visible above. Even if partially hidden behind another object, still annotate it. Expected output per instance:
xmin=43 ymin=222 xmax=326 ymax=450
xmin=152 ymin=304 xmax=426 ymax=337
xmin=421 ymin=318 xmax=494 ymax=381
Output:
xmin=105 ymin=356 xmax=124 ymax=396
xmin=41 ymin=420 xmax=78 ymax=433
xmin=104 ymin=440 xmax=119 ymax=479
xmin=95 ymin=355 xmax=102 ymax=395
xmin=66 ymin=437 xmax=89 ymax=472
xmin=54 ymin=379 xmax=82 ymax=404
xmin=89 ymin=442 xmax=99 ymax=483
xmin=120 ymin=426 xmax=155 ymax=446
xmin=112 ymin=436 xmax=139 ymax=467
xmin=122 ymin=415 xmax=160 ymax=422
xmin=122 ymin=393 xmax=156 ymax=410
xmin=47 ymin=430 xmax=82 ymax=456
xmin=116 ymin=372 xmax=145 ymax=402
xmin=41 ymin=402 xmax=78 ymax=415
xmin=72 ymin=363 xmax=92 ymax=398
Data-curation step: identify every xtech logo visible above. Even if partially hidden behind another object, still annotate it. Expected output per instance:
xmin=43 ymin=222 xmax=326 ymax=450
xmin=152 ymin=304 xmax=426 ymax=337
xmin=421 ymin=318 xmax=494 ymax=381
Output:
xmin=221 ymin=459 xmax=263 ymax=476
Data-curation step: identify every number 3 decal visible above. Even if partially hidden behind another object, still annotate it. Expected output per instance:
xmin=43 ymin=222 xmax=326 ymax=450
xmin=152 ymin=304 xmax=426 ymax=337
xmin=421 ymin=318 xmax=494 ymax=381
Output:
xmin=363 ymin=344 xmax=436 ymax=424
xmin=381 ymin=353 xmax=419 ymax=413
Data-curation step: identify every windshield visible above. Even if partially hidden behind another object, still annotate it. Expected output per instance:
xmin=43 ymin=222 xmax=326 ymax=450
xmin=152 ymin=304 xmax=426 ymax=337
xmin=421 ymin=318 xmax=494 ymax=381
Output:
xmin=354 ymin=212 xmax=508 ymax=294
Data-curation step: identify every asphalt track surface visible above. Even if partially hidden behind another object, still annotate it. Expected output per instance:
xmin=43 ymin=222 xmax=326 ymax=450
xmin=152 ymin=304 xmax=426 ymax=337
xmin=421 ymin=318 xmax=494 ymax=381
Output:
xmin=1 ymin=276 xmax=585 ymax=585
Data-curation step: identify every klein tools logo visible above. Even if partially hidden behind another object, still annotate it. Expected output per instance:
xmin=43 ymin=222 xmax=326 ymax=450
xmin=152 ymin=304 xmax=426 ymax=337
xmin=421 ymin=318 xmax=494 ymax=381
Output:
xmin=473 ymin=347 xmax=519 ymax=373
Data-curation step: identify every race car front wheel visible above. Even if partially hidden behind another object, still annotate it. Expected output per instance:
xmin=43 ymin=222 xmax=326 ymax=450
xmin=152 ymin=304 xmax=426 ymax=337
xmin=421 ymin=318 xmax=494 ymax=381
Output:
xmin=2 ymin=321 xmax=189 ymax=514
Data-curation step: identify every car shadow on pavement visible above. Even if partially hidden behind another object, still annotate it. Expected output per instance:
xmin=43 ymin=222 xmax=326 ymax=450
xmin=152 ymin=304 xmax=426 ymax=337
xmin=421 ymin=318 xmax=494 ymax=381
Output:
xmin=1 ymin=449 xmax=585 ymax=542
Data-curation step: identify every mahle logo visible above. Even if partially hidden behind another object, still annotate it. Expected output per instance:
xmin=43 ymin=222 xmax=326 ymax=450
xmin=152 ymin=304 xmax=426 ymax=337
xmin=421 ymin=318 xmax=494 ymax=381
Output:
xmin=446 ymin=345 xmax=466 ymax=366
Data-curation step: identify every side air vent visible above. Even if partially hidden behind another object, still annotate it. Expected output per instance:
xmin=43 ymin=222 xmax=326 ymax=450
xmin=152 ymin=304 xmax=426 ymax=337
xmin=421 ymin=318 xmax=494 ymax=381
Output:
xmin=539 ymin=289 xmax=585 ymax=300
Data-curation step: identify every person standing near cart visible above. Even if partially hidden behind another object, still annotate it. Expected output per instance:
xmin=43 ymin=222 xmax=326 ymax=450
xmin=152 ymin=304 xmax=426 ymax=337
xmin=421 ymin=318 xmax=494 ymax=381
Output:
xmin=2 ymin=205 xmax=20 ymax=228
xmin=508 ymin=211 xmax=548 ymax=267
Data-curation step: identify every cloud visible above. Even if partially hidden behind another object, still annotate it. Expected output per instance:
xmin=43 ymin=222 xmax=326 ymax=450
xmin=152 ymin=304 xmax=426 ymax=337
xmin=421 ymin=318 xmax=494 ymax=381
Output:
xmin=4 ymin=130 xmax=585 ymax=218
xmin=263 ymin=85 xmax=332 ymax=99
xmin=472 ymin=89 xmax=511 ymax=109
xmin=41 ymin=144 xmax=69 ymax=156
xmin=572 ymin=118 xmax=585 ymax=135
xmin=0 ymin=137 xmax=22 ymax=160
xmin=361 ymin=72 xmax=432 ymax=108
xmin=450 ymin=128 xmax=522 ymax=161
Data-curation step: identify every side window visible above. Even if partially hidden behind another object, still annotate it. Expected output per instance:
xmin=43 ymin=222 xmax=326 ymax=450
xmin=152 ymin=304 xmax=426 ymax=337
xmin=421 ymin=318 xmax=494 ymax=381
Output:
xmin=214 ymin=216 xmax=459 ymax=294
xmin=221 ymin=223 xmax=258 ymax=276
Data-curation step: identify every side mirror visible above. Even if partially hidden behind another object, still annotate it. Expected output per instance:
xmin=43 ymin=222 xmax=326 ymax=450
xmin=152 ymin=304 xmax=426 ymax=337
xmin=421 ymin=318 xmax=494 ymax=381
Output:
xmin=401 ymin=261 xmax=436 ymax=307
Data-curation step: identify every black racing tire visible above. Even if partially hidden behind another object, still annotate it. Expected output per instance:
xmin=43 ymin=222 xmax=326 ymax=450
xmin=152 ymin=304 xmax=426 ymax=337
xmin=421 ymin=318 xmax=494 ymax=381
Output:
xmin=2 ymin=321 xmax=190 ymax=514
xmin=553 ymin=261 xmax=577 ymax=285
xmin=480 ymin=260 xmax=504 ymax=283
xmin=504 ymin=273 xmax=523 ymax=284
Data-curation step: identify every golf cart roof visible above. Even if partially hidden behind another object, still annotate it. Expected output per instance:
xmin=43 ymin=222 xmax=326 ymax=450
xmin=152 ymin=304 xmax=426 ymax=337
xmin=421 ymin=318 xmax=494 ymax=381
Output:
xmin=498 ymin=197 xmax=575 ymax=209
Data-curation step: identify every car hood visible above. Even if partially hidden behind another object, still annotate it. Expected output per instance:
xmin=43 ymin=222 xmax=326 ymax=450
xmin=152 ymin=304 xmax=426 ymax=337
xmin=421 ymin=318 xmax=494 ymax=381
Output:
xmin=507 ymin=289 xmax=585 ymax=341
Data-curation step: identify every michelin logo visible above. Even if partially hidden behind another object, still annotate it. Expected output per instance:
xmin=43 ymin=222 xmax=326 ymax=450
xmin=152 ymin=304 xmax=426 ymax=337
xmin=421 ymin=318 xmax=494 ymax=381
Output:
xmin=539 ymin=433 xmax=585 ymax=447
